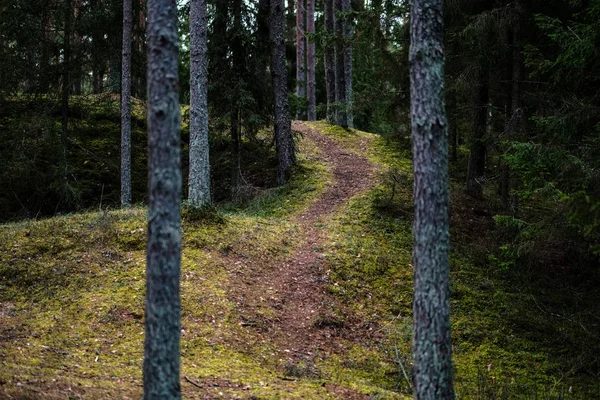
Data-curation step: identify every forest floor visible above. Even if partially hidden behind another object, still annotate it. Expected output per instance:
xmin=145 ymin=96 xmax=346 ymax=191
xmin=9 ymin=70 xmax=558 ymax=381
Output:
xmin=0 ymin=122 xmax=405 ymax=399
xmin=1 ymin=120 xmax=598 ymax=399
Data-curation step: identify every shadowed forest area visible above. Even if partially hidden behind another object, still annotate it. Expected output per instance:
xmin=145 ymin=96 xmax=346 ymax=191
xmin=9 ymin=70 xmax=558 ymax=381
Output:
xmin=1 ymin=0 xmax=599 ymax=399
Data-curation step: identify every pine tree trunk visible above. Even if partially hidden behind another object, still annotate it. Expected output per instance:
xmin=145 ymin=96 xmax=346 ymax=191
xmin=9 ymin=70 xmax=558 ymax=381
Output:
xmin=324 ymin=0 xmax=336 ymax=124
xmin=121 ymin=0 xmax=132 ymax=208
xmin=188 ymin=0 xmax=211 ymax=208
xmin=334 ymin=0 xmax=347 ymax=128
xmin=257 ymin=0 xmax=271 ymax=101
xmin=230 ymin=0 xmax=243 ymax=192
xmin=61 ymin=0 xmax=71 ymax=174
xmin=410 ymin=0 xmax=455 ymax=398
xmin=342 ymin=0 xmax=353 ymax=128
xmin=71 ymin=0 xmax=83 ymax=95
xmin=109 ymin=0 xmax=122 ymax=93
xmin=270 ymin=0 xmax=295 ymax=185
xmin=295 ymin=0 xmax=306 ymax=120
xmin=144 ymin=0 xmax=182 ymax=398
xmin=466 ymin=67 xmax=489 ymax=199
xmin=306 ymin=0 xmax=316 ymax=121
xmin=230 ymin=110 xmax=242 ymax=192
xmin=41 ymin=5 xmax=52 ymax=93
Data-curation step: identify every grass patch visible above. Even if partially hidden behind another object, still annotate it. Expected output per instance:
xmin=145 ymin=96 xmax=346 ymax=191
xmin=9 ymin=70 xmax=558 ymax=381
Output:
xmin=313 ymin=121 xmax=599 ymax=398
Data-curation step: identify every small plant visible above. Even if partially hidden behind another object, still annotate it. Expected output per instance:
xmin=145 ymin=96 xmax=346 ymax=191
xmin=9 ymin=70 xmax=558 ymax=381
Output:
xmin=182 ymin=204 xmax=226 ymax=225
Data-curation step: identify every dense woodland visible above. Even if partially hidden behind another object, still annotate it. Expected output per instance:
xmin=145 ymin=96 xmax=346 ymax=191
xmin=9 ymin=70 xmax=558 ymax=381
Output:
xmin=1 ymin=0 xmax=600 ymax=398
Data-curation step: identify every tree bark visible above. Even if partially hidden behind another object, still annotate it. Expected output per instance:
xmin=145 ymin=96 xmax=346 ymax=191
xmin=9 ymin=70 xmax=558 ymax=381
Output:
xmin=61 ymin=0 xmax=72 ymax=174
xmin=409 ymin=0 xmax=455 ymax=398
xmin=144 ymin=0 xmax=182 ymax=398
xmin=324 ymin=0 xmax=336 ymax=124
xmin=306 ymin=0 xmax=316 ymax=121
xmin=270 ymin=0 xmax=295 ymax=185
xmin=342 ymin=0 xmax=353 ymax=128
xmin=334 ymin=0 xmax=347 ymax=127
xmin=230 ymin=0 xmax=243 ymax=192
xmin=109 ymin=0 xmax=122 ymax=93
xmin=295 ymin=0 xmax=306 ymax=120
xmin=466 ymin=67 xmax=489 ymax=199
xmin=188 ymin=0 xmax=211 ymax=208
xmin=121 ymin=0 xmax=132 ymax=208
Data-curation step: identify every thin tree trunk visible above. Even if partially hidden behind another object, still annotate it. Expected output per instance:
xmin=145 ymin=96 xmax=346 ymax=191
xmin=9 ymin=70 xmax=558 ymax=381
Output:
xmin=506 ymin=16 xmax=523 ymax=212
xmin=257 ymin=0 xmax=270 ymax=98
xmin=466 ymin=66 xmax=489 ymax=200
xmin=270 ymin=0 xmax=295 ymax=185
xmin=448 ymin=92 xmax=458 ymax=163
xmin=41 ymin=4 xmax=52 ymax=93
xmin=334 ymin=0 xmax=347 ymax=127
xmin=71 ymin=0 xmax=83 ymax=95
xmin=230 ymin=110 xmax=242 ymax=191
xmin=230 ymin=0 xmax=243 ymax=192
xmin=188 ymin=0 xmax=211 ymax=208
xmin=144 ymin=0 xmax=182 ymax=398
xmin=410 ymin=0 xmax=455 ymax=398
xmin=109 ymin=0 xmax=122 ymax=93
xmin=61 ymin=0 xmax=72 ymax=174
xmin=342 ymin=0 xmax=353 ymax=128
xmin=324 ymin=0 xmax=336 ymax=124
xmin=121 ymin=0 xmax=132 ymax=208
xmin=295 ymin=0 xmax=306 ymax=120
xmin=306 ymin=0 xmax=316 ymax=121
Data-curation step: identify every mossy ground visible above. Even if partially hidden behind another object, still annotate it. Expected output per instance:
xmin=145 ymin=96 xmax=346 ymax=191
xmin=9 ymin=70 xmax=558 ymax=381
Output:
xmin=1 ymin=120 xmax=598 ymax=399
xmin=307 ymin=122 xmax=600 ymax=398
xmin=0 ymin=129 xmax=404 ymax=399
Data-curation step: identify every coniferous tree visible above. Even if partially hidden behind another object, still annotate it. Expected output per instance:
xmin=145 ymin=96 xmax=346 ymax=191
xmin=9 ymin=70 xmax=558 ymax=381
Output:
xmin=409 ymin=0 xmax=455 ymax=397
xmin=334 ymin=0 xmax=347 ymax=127
xmin=143 ymin=0 xmax=182 ymax=398
xmin=296 ymin=0 xmax=306 ymax=119
xmin=465 ymin=66 xmax=489 ymax=200
xmin=324 ymin=0 xmax=337 ymax=124
xmin=270 ymin=0 xmax=295 ymax=184
xmin=306 ymin=0 xmax=316 ymax=121
xmin=121 ymin=0 xmax=132 ymax=208
xmin=342 ymin=0 xmax=353 ymax=128
xmin=188 ymin=0 xmax=211 ymax=208
xmin=61 ymin=0 xmax=72 ymax=173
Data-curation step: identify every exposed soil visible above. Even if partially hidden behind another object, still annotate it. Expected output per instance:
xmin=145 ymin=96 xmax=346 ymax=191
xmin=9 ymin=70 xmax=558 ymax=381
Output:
xmin=218 ymin=122 xmax=377 ymax=398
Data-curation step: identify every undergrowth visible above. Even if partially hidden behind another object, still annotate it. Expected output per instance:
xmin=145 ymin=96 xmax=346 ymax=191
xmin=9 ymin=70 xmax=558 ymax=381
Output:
xmin=309 ymin=122 xmax=600 ymax=399
xmin=2 ymin=120 xmax=599 ymax=399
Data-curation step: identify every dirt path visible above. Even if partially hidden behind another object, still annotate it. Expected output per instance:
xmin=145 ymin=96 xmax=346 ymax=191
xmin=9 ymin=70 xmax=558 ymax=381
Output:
xmin=228 ymin=122 xmax=377 ymax=393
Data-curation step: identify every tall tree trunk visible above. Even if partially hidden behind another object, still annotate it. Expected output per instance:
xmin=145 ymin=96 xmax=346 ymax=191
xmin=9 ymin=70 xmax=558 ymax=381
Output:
xmin=257 ymin=0 xmax=270 ymax=86
xmin=121 ymin=0 xmax=132 ymax=207
xmin=230 ymin=0 xmax=243 ymax=192
xmin=466 ymin=66 xmax=489 ymax=199
xmin=71 ymin=0 xmax=83 ymax=95
xmin=324 ymin=0 xmax=336 ymax=124
xmin=41 ymin=4 xmax=52 ymax=93
xmin=342 ymin=0 xmax=353 ymax=128
xmin=92 ymin=9 xmax=106 ymax=95
xmin=109 ymin=0 xmax=122 ymax=93
xmin=334 ymin=0 xmax=347 ymax=127
xmin=144 ymin=0 xmax=182 ymax=398
xmin=61 ymin=0 xmax=72 ymax=174
xmin=410 ymin=0 xmax=455 ymax=398
xmin=132 ymin=0 xmax=147 ymax=98
xmin=306 ymin=0 xmax=316 ymax=121
xmin=270 ymin=0 xmax=295 ymax=185
xmin=188 ymin=0 xmax=211 ymax=208
xmin=295 ymin=0 xmax=306 ymax=120
xmin=448 ymin=91 xmax=458 ymax=163
xmin=230 ymin=110 xmax=241 ymax=191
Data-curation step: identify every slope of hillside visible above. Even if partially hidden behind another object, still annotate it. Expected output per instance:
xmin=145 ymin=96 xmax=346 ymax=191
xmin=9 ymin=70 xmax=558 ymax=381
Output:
xmin=1 ymin=121 xmax=598 ymax=399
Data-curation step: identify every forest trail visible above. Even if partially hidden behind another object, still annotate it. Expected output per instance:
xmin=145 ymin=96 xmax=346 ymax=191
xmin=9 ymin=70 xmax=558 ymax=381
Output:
xmin=223 ymin=121 xmax=377 ymax=397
